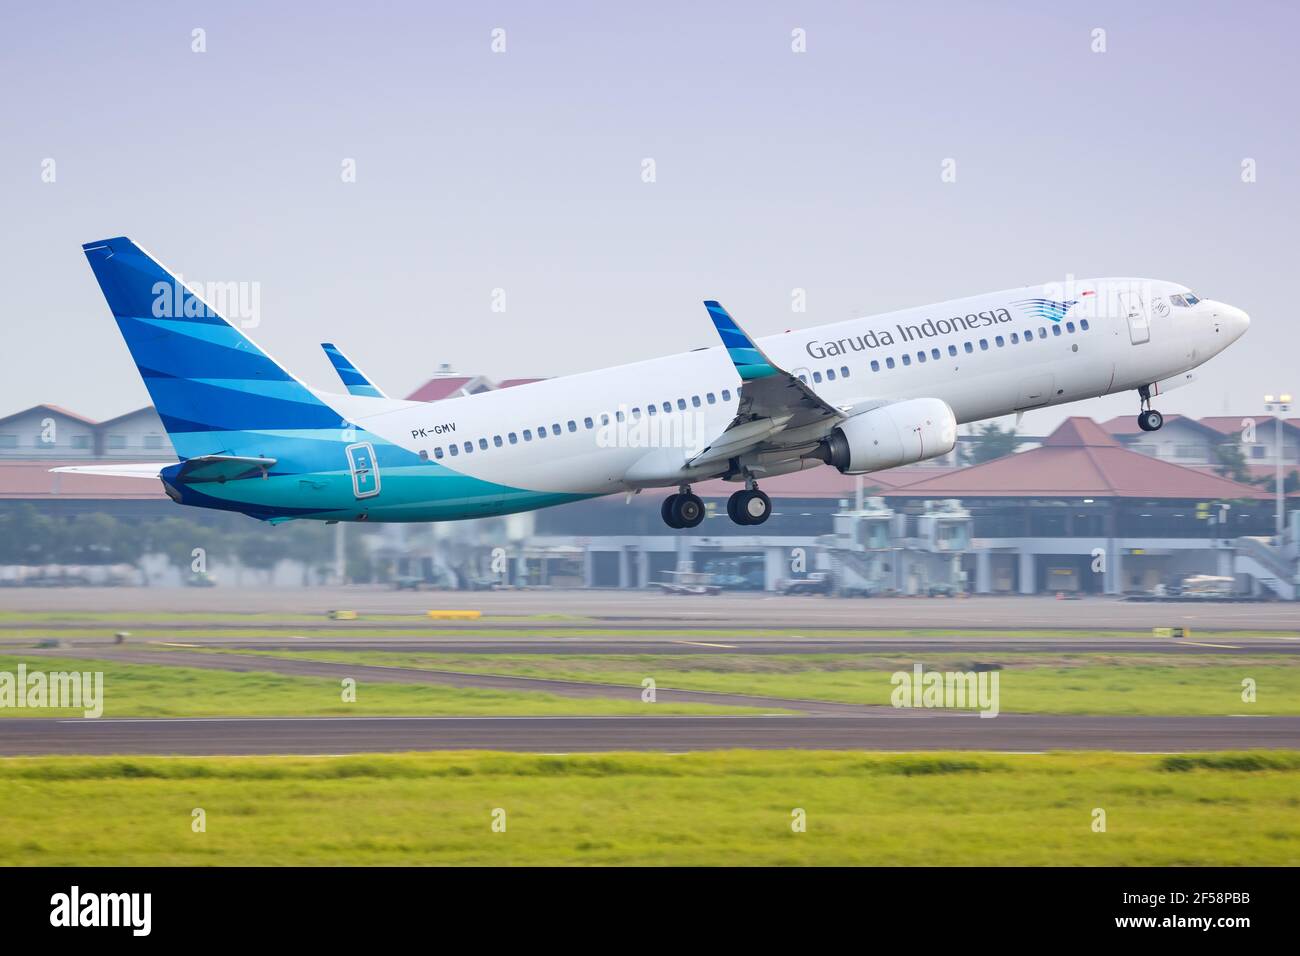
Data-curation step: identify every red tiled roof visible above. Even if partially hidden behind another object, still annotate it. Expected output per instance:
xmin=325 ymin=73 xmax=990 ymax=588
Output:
xmin=96 ymin=406 xmax=161 ymax=428
xmin=0 ymin=404 xmax=99 ymax=427
xmin=0 ymin=462 xmax=166 ymax=500
xmin=1197 ymin=415 xmax=1300 ymax=436
xmin=879 ymin=417 xmax=1270 ymax=500
xmin=497 ymin=378 xmax=547 ymax=389
xmin=1041 ymin=417 xmax=1118 ymax=447
xmin=1188 ymin=464 xmax=1300 ymax=495
xmin=1102 ymin=414 xmax=1296 ymax=440
xmin=1198 ymin=416 xmax=1250 ymax=435
xmin=404 ymin=377 xmax=475 ymax=402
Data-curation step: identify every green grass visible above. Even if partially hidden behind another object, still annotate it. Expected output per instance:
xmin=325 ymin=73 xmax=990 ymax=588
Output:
xmin=236 ymin=650 xmax=1300 ymax=716
xmin=0 ymin=750 xmax=1296 ymax=865
xmin=0 ymin=655 xmax=775 ymax=718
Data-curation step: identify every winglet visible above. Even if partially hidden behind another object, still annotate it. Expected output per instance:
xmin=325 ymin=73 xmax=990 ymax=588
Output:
xmin=703 ymin=301 xmax=779 ymax=380
xmin=321 ymin=343 xmax=388 ymax=398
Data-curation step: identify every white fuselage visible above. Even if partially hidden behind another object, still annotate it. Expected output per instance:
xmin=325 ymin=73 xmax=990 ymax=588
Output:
xmin=336 ymin=277 xmax=1249 ymax=497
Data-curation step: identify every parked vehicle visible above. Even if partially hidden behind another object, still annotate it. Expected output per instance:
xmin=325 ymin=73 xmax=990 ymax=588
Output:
xmin=777 ymin=573 xmax=831 ymax=596
xmin=1179 ymin=574 xmax=1236 ymax=599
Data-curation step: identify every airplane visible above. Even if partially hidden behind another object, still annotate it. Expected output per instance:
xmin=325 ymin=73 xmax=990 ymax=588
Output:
xmin=61 ymin=236 xmax=1250 ymax=529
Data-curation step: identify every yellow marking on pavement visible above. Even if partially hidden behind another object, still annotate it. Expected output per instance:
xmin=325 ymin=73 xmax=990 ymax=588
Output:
xmin=1179 ymin=641 xmax=1240 ymax=649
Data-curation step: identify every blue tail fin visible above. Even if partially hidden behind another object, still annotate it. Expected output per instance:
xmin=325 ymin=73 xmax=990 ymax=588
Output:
xmin=321 ymin=342 xmax=388 ymax=398
xmin=82 ymin=237 xmax=341 ymax=461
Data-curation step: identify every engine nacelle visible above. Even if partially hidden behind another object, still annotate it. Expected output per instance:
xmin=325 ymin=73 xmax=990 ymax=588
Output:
xmin=816 ymin=398 xmax=957 ymax=474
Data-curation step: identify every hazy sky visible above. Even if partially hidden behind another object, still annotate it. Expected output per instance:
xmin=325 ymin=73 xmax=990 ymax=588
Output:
xmin=3 ymin=0 xmax=1296 ymax=434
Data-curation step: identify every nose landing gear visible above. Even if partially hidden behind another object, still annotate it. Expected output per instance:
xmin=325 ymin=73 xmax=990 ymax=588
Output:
xmin=1138 ymin=408 xmax=1164 ymax=432
xmin=661 ymin=486 xmax=705 ymax=529
xmin=1136 ymin=386 xmax=1164 ymax=432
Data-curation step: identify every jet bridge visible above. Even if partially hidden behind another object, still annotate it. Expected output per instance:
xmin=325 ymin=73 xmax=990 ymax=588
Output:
xmin=820 ymin=497 xmax=973 ymax=596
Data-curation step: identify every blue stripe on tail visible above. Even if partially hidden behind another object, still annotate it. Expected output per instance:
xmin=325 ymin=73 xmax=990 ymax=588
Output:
xmin=322 ymin=343 xmax=385 ymax=397
xmin=703 ymin=300 xmax=778 ymax=380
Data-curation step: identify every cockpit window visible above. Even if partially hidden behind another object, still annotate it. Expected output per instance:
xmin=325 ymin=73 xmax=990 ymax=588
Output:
xmin=1169 ymin=294 xmax=1188 ymax=307
xmin=1183 ymin=292 xmax=1200 ymax=305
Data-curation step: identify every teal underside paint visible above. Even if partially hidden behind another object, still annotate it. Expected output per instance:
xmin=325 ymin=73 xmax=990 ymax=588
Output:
xmin=171 ymin=462 xmax=598 ymax=523
xmin=161 ymin=423 xmax=602 ymax=522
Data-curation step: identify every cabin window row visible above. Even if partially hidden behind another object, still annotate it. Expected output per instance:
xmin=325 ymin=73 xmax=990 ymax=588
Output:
xmin=861 ymin=320 xmax=1091 ymax=372
xmin=796 ymin=365 xmax=853 ymax=385
xmin=424 ymin=388 xmax=736 ymax=461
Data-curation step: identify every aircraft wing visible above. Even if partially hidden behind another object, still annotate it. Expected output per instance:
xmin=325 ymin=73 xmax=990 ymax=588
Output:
xmin=688 ymin=301 xmax=845 ymax=468
xmin=322 ymin=343 xmax=388 ymax=398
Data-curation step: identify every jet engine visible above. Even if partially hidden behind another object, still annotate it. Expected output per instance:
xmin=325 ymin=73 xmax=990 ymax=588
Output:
xmin=814 ymin=398 xmax=957 ymax=474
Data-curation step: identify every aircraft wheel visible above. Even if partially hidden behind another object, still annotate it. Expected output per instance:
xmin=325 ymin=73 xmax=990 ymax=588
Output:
xmin=743 ymin=489 xmax=772 ymax=525
xmin=728 ymin=489 xmax=771 ymax=525
xmin=673 ymin=493 xmax=705 ymax=529
xmin=661 ymin=494 xmax=683 ymax=528
xmin=1138 ymin=409 xmax=1164 ymax=432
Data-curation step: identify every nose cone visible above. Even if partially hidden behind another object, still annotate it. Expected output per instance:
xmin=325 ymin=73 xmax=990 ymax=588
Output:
xmin=1221 ymin=303 xmax=1250 ymax=341
xmin=1206 ymin=301 xmax=1250 ymax=343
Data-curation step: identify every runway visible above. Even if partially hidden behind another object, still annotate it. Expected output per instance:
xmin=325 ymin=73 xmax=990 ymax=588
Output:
xmin=2 ymin=714 xmax=1296 ymax=755
xmin=1 ymin=589 xmax=1296 ymax=633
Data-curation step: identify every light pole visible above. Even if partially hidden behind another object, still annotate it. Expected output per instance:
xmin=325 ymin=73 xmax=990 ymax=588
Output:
xmin=1263 ymin=393 xmax=1292 ymax=540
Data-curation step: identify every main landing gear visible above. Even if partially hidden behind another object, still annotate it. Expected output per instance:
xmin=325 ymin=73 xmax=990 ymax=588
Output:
xmin=662 ymin=487 xmax=705 ymax=529
xmin=1136 ymin=385 xmax=1164 ymax=432
xmin=727 ymin=485 xmax=771 ymax=526
xmin=660 ymin=483 xmax=773 ymax=528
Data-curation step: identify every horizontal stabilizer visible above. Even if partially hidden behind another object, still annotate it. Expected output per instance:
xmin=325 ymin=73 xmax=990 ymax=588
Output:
xmin=51 ymin=456 xmax=276 ymax=484
xmin=50 ymin=463 xmax=170 ymax=479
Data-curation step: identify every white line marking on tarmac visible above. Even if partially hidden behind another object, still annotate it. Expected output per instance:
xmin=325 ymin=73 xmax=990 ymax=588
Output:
xmin=1180 ymin=641 xmax=1240 ymax=649
xmin=157 ymin=642 xmax=201 ymax=648
xmin=672 ymin=640 xmax=738 ymax=649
